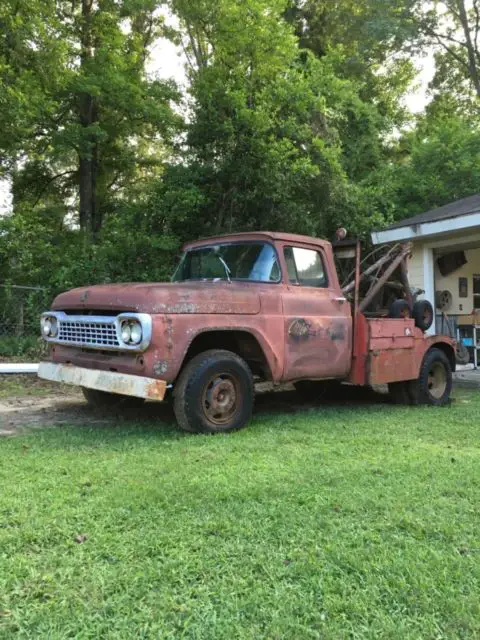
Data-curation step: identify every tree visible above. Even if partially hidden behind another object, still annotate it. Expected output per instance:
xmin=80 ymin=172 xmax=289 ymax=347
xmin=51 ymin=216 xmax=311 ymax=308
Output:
xmin=360 ymin=113 xmax=480 ymax=228
xmin=155 ymin=0 xmax=417 ymax=242
xmin=409 ymin=0 xmax=480 ymax=100
xmin=0 ymin=0 xmax=181 ymax=238
xmin=154 ymin=0 xmax=348 ymax=240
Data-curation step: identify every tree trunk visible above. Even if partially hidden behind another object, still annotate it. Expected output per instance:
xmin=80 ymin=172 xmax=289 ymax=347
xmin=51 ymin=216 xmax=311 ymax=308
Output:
xmin=456 ymin=0 xmax=480 ymax=97
xmin=78 ymin=0 xmax=97 ymax=237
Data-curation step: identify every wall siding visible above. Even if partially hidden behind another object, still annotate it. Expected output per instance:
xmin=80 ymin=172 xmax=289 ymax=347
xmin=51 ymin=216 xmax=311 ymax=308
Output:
xmin=407 ymin=242 xmax=425 ymax=294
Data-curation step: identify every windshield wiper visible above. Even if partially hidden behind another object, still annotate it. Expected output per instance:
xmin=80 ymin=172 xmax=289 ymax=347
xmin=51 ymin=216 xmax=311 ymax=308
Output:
xmin=216 ymin=255 xmax=232 ymax=283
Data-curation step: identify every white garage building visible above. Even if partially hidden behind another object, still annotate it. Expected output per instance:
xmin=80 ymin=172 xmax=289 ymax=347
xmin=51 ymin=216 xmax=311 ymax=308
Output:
xmin=371 ymin=194 xmax=480 ymax=365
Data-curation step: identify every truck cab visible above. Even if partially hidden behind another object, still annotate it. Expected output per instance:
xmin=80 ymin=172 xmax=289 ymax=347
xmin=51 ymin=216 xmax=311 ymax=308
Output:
xmin=38 ymin=232 xmax=455 ymax=433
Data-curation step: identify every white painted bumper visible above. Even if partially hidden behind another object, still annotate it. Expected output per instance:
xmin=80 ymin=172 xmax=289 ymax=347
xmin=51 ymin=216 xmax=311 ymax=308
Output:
xmin=37 ymin=362 xmax=167 ymax=401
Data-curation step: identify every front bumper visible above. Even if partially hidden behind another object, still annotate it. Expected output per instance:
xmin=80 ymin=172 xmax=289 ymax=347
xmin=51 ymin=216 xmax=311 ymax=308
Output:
xmin=38 ymin=362 xmax=167 ymax=401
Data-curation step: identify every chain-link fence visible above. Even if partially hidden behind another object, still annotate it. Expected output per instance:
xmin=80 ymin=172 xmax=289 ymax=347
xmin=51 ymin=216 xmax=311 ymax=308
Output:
xmin=0 ymin=285 xmax=51 ymax=358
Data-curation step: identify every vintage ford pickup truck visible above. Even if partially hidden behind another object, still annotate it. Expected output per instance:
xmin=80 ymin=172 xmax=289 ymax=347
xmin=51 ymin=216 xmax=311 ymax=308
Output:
xmin=38 ymin=232 xmax=455 ymax=433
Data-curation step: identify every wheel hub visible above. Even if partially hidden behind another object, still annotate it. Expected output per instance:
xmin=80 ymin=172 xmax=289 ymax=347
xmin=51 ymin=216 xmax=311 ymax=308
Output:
xmin=427 ymin=362 xmax=447 ymax=399
xmin=203 ymin=375 xmax=239 ymax=425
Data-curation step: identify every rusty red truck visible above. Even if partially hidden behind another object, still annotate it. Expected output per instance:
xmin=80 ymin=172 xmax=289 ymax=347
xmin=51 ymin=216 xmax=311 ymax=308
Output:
xmin=38 ymin=232 xmax=455 ymax=433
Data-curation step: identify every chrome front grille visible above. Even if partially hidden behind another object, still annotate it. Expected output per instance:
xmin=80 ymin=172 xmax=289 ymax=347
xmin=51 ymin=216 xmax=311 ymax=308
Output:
xmin=58 ymin=319 xmax=120 ymax=348
xmin=41 ymin=311 xmax=152 ymax=352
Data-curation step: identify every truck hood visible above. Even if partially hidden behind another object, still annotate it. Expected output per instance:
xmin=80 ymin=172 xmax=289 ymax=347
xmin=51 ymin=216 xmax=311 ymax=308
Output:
xmin=52 ymin=282 xmax=261 ymax=315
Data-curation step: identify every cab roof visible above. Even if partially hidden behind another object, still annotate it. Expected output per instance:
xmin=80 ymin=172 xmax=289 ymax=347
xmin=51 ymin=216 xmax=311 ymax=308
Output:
xmin=183 ymin=231 xmax=331 ymax=250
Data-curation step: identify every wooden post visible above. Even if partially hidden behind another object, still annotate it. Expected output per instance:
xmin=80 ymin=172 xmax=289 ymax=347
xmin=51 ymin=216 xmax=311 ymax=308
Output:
xmin=399 ymin=257 xmax=413 ymax=307
xmin=17 ymin=300 xmax=24 ymax=337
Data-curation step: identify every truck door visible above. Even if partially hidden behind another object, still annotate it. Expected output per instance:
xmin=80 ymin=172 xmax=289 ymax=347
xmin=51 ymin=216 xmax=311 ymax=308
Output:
xmin=281 ymin=244 xmax=352 ymax=381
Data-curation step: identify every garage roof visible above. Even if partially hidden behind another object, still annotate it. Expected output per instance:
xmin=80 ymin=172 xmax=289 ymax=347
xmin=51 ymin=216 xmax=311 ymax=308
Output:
xmin=372 ymin=193 xmax=480 ymax=245
xmin=386 ymin=193 xmax=480 ymax=230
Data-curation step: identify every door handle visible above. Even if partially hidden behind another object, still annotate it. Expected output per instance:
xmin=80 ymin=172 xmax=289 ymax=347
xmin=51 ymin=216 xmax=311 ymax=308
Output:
xmin=334 ymin=297 xmax=347 ymax=304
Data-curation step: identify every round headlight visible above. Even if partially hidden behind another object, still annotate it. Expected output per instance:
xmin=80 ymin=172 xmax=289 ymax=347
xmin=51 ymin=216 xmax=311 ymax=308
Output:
xmin=121 ymin=322 xmax=131 ymax=343
xmin=130 ymin=322 xmax=142 ymax=345
xmin=49 ymin=317 xmax=58 ymax=337
xmin=43 ymin=318 xmax=52 ymax=336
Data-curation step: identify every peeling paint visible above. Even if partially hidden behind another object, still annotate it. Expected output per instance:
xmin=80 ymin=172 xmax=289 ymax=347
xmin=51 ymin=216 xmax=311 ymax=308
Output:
xmin=153 ymin=360 xmax=169 ymax=376
xmin=53 ymin=281 xmax=261 ymax=315
xmin=289 ymin=318 xmax=313 ymax=339
xmin=289 ymin=318 xmax=347 ymax=343
xmin=327 ymin=321 xmax=346 ymax=341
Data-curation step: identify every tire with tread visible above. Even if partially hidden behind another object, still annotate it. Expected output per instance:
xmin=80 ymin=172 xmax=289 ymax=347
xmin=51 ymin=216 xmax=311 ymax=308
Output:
xmin=406 ymin=348 xmax=452 ymax=406
xmin=173 ymin=349 xmax=254 ymax=434
xmin=455 ymin=342 xmax=470 ymax=366
xmin=412 ymin=300 xmax=434 ymax=331
xmin=82 ymin=387 xmax=145 ymax=409
xmin=388 ymin=299 xmax=412 ymax=319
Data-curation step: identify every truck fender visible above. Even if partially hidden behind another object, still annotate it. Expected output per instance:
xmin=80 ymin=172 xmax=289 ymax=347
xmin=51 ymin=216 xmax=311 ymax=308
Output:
xmin=181 ymin=326 xmax=282 ymax=381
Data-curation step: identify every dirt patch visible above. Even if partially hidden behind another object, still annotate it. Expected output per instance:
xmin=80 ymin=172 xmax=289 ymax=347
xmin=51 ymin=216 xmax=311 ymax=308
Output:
xmin=0 ymin=394 xmax=109 ymax=436
xmin=0 ymin=373 xmax=75 ymax=399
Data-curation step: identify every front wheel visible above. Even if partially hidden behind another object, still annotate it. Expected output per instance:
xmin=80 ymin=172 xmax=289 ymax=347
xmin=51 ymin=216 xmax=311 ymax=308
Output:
xmin=407 ymin=348 xmax=452 ymax=406
xmin=173 ymin=350 xmax=254 ymax=434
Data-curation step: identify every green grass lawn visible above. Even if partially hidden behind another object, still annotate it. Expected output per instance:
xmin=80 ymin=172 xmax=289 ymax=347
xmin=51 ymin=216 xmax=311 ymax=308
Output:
xmin=1 ymin=389 xmax=479 ymax=639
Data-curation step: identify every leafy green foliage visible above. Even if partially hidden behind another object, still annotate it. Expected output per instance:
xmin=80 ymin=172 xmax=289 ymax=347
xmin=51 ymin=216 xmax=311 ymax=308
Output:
xmin=0 ymin=337 xmax=46 ymax=360
xmin=1 ymin=0 xmax=479 ymax=305
xmin=149 ymin=0 xmax=413 ymax=243
xmin=362 ymin=114 xmax=480 ymax=224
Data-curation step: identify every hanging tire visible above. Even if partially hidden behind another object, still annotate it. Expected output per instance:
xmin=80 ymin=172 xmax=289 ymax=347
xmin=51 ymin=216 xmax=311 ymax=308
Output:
xmin=82 ymin=388 xmax=145 ymax=409
xmin=455 ymin=342 xmax=470 ymax=366
xmin=407 ymin=348 xmax=452 ymax=406
xmin=173 ymin=349 xmax=254 ymax=434
xmin=412 ymin=300 xmax=434 ymax=331
xmin=294 ymin=379 xmax=341 ymax=401
xmin=388 ymin=381 xmax=411 ymax=405
xmin=435 ymin=290 xmax=452 ymax=311
xmin=388 ymin=299 xmax=412 ymax=319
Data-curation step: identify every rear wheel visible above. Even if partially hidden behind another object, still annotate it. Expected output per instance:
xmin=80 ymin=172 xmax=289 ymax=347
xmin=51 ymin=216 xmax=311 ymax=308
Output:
xmin=82 ymin=388 xmax=145 ymax=409
xmin=407 ymin=348 xmax=452 ymax=406
xmin=173 ymin=349 xmax=254 ymax=434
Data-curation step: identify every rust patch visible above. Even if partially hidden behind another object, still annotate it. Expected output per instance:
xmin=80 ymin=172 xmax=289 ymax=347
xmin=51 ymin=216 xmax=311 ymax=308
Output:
xmin=163 ymin=315 xmax=174 ymax=352
xmin=146 ymin=379 xmax=167 ymax=400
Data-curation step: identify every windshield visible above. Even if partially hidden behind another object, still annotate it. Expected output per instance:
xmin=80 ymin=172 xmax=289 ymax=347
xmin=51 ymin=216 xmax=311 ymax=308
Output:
xmin=172 ymin=242 xmax=281 ymax=283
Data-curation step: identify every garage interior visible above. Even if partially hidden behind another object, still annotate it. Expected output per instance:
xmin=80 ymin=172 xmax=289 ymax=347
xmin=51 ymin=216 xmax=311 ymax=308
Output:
xmin=371 ymin=194 xmax=480 ymax=369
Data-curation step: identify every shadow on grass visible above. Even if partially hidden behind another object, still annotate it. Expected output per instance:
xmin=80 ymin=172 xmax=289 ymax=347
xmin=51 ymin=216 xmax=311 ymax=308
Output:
xmin=255 ymin=384 xmax=388 ymax=415
xmin=34 ymin=384 xmax=391 ymax=446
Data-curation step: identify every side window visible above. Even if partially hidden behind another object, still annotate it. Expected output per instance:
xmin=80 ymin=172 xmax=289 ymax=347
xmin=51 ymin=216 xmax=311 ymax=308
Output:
xmin=284 ymin=246 xmax=328 ymax=288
